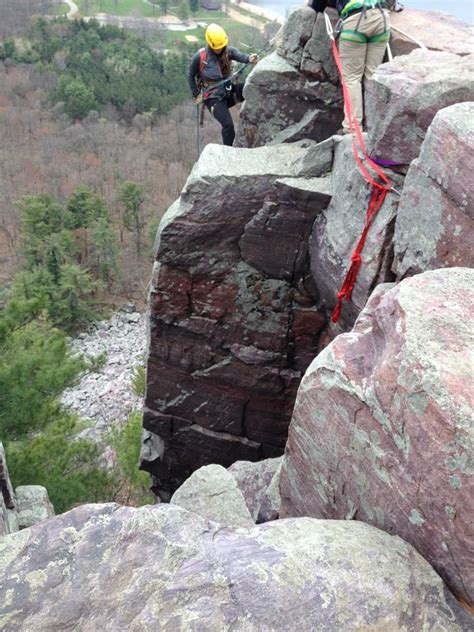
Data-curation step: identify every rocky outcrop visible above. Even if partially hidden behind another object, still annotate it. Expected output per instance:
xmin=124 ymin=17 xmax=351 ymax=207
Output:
xmin=236 ymin=9 xmax=343 ymax=148
xmin=228 ymin=456 xmax=281 ymax=522
xmin=393 ymin=102 xmax=474 ymax=277
xmin=0 ymin=502 xmax=466 ymax=631
xmin=142 ymin=142 xmax=333 ymax=497
xmin=170 ymin=464 xmax=253 ymax=527
xmin=366 ymin=49 xmax=474 ymax=165
xmin=0 ymin=443 xmax=54 ymax=536
xmin=279 ymin=268 xmax=474 ymax=605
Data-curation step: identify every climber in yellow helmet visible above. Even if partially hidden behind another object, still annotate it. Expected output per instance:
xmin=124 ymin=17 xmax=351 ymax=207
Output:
xmin=188 ymin=24 xmax=258 ymax=146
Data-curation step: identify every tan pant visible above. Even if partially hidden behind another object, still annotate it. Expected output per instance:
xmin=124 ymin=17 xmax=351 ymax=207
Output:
xmin=338 ymin=8 xmax=390 ymax=130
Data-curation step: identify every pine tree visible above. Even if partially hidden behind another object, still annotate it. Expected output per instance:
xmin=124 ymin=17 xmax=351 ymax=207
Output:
xmin=89 ymin=217 xmax=121 ymax=289
xmin=189 ymin=0 xmax=200 ymax=15
xmin=177 ymin=0 xmax=190 ymax=22
xmin=118 ymin=181 xmax=146 ymax=255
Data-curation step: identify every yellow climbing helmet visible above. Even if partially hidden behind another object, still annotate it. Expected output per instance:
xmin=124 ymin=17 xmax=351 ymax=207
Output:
xmin=205 ymin=23 xmax=228 ymax=51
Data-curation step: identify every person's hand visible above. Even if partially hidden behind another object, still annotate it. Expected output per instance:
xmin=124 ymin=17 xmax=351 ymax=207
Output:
xmin=249 ymin=53 xmax=258 ymax=64
xmin=193 ymin=93 xmax=203 ymax=105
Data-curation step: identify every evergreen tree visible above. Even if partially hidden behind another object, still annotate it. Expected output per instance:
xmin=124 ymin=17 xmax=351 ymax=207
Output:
xmin=67 ymin=186 xmax=109 ymax=229
xmin=189 ymin=0 xmax=200 ymax=15
xmin=89 ymin=217 xmax=121 ymax=289
xmin=177 ymin=0 xmax=190 ymax=22
xmin=49 ymin=262 xmax=99 ymax=327
xmin=59 ymin=77 xmax=98 ymax=120
xmin=0 ymin=318 xmax=85 ymax=438
xmin=118 ymin=181 xmax=146 ymax=254
xmin=7 ymin=416 xmax=115 ymax=514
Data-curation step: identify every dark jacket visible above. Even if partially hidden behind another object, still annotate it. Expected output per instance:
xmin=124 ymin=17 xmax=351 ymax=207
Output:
xmin=188 ymin=45 xmax=250 ymax=100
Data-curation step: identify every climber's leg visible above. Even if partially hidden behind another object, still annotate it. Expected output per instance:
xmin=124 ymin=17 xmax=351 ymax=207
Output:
xmin=210 ymin=99 xmax=235 ymax=146
xmin=338 ymin=32 xmax=367 ymax=130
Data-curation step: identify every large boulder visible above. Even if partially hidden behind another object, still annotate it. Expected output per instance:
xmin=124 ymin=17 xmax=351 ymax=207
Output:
xmin=393 ymin=102 xmax=474 ymax=277
xmin=15 ymin=485 xmax=55 ymax=529
xmin=389 ymin=9 xmax=474 ymax=57
xmin=366 ymin=50 xmax=474 ymax=165
xmin=143 ymin=142 xmax=332 ymax=497
xmin=236 ymin=9 xmax=343 ymax=147
xmin=228 ymin=456 xmax=282 ymax=522
xmin=170 ymin=464 xmax=253 ymax=527
xmin=309 ymin=135 xmax=402 ymax=330
xmin=280 ymin=268 xmax=474 ymax=605
xmin=0 ymin=502 xmax=465 ymax=630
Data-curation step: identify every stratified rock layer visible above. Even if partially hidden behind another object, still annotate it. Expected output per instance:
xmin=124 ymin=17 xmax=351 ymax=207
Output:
xmin=280 ymin=268 xmax=474 ymax=605
xmin=236 ymin=9 xmax=343 ymax=147
xmin=0 ymin=503 xmax=465 ymax=631
xmin=366 ymin=49 xmax=474 ymax=165
xmin=393 ymin=102 xmax=474 ymax=277
xmin=143 ymin=142 xmax=332 ymax=496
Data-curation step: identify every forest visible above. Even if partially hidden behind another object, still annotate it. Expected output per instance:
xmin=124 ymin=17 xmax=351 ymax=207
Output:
xmin=0 ymin=0 xmax=265 ymax=511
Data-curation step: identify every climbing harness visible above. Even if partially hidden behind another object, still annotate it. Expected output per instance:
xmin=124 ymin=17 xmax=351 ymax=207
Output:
xmin=324 ymin=12 xmax=394 ymax=324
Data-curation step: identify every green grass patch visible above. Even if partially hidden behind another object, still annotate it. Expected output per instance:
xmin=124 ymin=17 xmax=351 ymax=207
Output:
xmin=52 ymin=2 xmax=70 ymax=16
xmin=76 ymin=0 xmax=158 ymax=18
xmin=150 ymin=19 xmax=266 ymax=52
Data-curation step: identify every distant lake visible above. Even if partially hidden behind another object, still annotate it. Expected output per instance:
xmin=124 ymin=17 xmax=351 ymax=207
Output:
xmin=247 ymin=0 xmax=474 ymax=23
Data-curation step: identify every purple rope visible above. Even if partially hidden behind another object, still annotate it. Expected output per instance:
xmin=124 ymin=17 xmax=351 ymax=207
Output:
xmin=370 ymin=157 xmax=409 ymax=167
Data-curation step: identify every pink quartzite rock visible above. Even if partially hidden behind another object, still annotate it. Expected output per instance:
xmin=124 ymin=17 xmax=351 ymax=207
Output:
xmin=389 ymin=9 xmax=474 ymax=57
xmin=366 ymin=50 xmax=474 ymax=165
xmin=280 ymin=268 xmax=474 ymax=605
xmin=393 ymin=102 xmax=474 ymax=277
xmin=0 ymin=503 xmax=467 ymax=630
xmin=228 ymin=457 xmax=282 ymax=522
xmin=309 ymin=135 xmax=402 ymax=331
xmin=143 ymin=142 xmax=332 ymax=497
xmin=236 ymin=9 xmax=343 ymax=147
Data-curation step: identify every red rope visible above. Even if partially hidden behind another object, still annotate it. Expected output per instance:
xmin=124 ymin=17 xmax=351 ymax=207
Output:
xmin=329 ymin=39 xmax=392 ymax=323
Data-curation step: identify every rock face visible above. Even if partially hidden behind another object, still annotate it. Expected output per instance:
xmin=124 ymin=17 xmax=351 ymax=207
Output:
xmin=280 ymin=268 xmax=474 ymax=605
xmin=0 ymin=502 xmax=465 ymax=631
xmin=236 ymin=8 xmax=343 ymax=148
xmin=393 ymin=102 xmax=474 ymax=277
xmin=228 ymin=457 xmax=281 ymax=522
xmin=366 ymin=50 xmax=474 ymax=165
xmin=170 ymin=464 xmax=253 ymax=527
xmin=309 ymin=135 xmax=402 ymax=331
xmin=143 ymin=142 xmax=332 ymax=497
xmin=0 ymin=443 xmax=54 ymax=536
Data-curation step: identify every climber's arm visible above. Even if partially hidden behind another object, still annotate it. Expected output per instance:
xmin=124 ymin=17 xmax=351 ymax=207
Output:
xmin=227 ymin=46 xmax=250 ymax=64
xmin=188 ymin=52 xmax=201 ymax=99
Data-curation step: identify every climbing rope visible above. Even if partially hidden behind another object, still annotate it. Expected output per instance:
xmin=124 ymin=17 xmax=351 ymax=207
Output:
xmin=323 ymin=12 xmax=394 ymax=324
